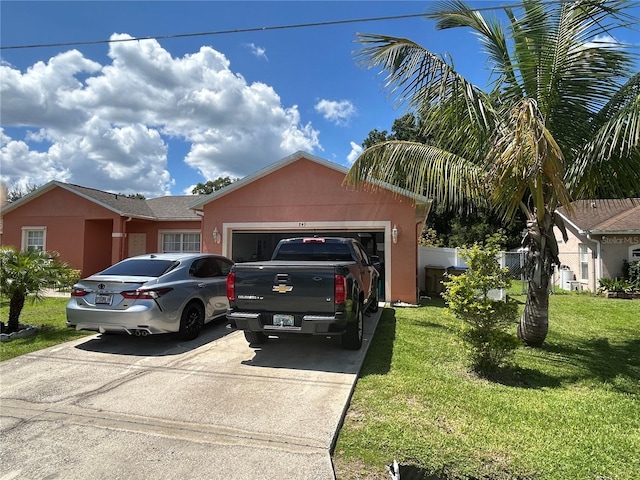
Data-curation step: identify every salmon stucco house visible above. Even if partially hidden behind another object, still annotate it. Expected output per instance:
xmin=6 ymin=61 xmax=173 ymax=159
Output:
xmin=1 ymin=151 xmax=431 ymax=304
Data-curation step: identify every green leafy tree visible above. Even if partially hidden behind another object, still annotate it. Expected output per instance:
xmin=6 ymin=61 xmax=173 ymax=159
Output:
xmin=346 ymin=0 xmax=640 ymax=346
xmin=191 ymin=176 xmax=236 ymax=195
xmin=442 ymin=234 xmax=520 ymax=374
xmin=0 ymin=247 xmax=79 ymax=333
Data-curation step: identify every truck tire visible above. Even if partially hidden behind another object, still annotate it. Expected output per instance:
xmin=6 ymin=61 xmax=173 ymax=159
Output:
xmin=244 ymin=330 xmax=267 ymax=345
xmin=367 ymin=281 xmax=379 ymax=313
xmin=342 ymin=302 xmax=363 ymax=350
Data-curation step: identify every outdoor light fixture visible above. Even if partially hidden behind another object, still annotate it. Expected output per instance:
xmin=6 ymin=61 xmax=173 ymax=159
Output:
xmin=213 ymin=227 xmax=221 ymax=244
xmin=392 ymin=225 xmax=398 ymax=244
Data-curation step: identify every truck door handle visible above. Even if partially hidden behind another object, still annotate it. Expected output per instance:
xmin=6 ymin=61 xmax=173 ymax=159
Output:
xmin=197 ymin=283 xmax=206 ymax=288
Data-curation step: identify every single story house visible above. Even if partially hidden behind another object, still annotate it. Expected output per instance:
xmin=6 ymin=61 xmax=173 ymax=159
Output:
xmin=1 ymin=151 xmax=431 ymax=303
xmin=554 ymin=199 xmax=640 ymax=291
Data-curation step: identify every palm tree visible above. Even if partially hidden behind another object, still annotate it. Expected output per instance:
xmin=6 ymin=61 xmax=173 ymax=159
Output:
xmin=0 ymin=247 xmax=79 ymax=333
xmin=346 ymin=0 xmax=640 ymax=346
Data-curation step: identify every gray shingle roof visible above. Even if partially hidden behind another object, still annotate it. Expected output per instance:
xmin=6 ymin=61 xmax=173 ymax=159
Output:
xmin=557 ymin=199 xmax=640 ymax=233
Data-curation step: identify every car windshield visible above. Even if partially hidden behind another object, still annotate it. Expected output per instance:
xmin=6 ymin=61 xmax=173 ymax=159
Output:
xmin=99 ymin=259 xmax=178 ymax=277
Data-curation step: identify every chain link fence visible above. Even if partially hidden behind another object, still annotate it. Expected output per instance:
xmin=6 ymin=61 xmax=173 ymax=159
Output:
xmin=502 ymin=250 xmax=587 ymax=294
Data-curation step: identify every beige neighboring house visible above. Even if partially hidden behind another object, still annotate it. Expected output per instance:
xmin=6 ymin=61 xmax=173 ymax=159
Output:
xmin=554 ymin=199 xmax=640 ymax=292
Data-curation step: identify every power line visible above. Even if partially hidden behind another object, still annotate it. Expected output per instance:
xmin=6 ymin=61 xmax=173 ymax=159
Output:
xmin=0 ymin=1 xmax=568 ymax=51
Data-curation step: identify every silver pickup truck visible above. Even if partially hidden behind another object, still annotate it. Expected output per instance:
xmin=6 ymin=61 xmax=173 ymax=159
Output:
xmin=226 ymin=237 xmax=380 ymax=349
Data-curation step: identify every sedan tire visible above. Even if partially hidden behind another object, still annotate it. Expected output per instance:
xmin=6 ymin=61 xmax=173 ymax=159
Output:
xmin=177 ymin=301 xmax=204 ymax=340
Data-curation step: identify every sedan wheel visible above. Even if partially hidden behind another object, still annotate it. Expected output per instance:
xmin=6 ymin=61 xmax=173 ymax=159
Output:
xmin=178 ymin=301 xmax=204 ymax=340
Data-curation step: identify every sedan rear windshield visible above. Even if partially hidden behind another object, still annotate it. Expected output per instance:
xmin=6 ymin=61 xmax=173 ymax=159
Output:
xmin=99 ymin=259 xmax=178 ymax=277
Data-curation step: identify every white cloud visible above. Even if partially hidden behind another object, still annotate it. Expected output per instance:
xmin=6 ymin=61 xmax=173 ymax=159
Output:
xmin=245 ymin=43 xmax=268 ymax=60
xmin=0 ymin=34 xmax=320 ymax=197
xmin=346 ymin=141 xmax=363 ymax=165
xmin=314 ymin=99 xmax=356 ymax=126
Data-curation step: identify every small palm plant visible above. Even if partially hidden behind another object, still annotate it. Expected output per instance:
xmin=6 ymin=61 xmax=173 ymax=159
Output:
xmin=0 ymin=246 xmax=79 ymax=333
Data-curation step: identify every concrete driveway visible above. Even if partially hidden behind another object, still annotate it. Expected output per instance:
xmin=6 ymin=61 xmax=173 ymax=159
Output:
xmin=0 ymin=309 xmax=381 ymax=480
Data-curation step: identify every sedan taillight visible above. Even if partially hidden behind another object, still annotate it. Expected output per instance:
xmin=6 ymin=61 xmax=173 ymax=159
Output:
xmin=121 ymin=288 xmax=173 ymax=300
xmin=71 ymin=287 xmax=88 ymax=297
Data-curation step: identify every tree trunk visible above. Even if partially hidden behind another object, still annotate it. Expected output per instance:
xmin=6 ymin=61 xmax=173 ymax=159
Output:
xmin=7 ymin=291 xmax=26 ymax=334
xmin=518 ymin=210 xmax=559 ymax=347
xmin=518 ymin=281 xmax=549 ymax=347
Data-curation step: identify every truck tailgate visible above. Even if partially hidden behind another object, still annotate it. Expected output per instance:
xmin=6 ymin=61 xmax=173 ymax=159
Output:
xmin=233 ymin=262 xmax=337 ymax=314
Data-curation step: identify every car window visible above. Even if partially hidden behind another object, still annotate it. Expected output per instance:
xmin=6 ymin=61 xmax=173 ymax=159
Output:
xmin=274 ymin=243 xmax=353 ymax=261
xmin=190 ymin=258 xmax=221 ymax=278
xmin=216 ymin=258 xmax=233 ymax=276
xmin=99 ymin=259 xmax=177 ymax=277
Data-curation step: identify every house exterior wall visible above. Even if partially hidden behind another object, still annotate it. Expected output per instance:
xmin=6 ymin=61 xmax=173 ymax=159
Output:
xmin=1 ymin=187 xmax=118 ymax=275
xmin=200 ymin=158 xmax=421 ymax=303
xmin=2 ymin=187 xmax=202 ymax=277
xmin=555 ymin=225 xmax=640 ymax=291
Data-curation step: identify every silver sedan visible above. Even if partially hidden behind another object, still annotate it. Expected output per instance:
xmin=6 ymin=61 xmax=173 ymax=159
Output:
xmin=66 ymin=253 xmax=233 ymax=340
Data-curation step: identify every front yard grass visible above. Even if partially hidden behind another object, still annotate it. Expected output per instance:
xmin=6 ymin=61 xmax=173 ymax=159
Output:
xmin=0 ymin=297 xmax=94 ymax=361
xmin=333 ymin=292 xmax=640 ymax=480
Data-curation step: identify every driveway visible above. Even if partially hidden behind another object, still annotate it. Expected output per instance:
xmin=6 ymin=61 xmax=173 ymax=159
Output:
xmin=0 ymin=309 xmax=382 ymax=480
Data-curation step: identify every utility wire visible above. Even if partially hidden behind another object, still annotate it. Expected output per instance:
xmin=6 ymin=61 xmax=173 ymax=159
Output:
xmin=0 ymin=1 xmax=570 ymax=51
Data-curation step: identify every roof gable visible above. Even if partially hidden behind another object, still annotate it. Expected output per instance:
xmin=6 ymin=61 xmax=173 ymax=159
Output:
xmin=557 ymin=199 xmax=640 ymax=233
xmin=1 ymin=181 xmax=202 ymax=221
xmin=190 ymin=150 xmax=429 ymax=209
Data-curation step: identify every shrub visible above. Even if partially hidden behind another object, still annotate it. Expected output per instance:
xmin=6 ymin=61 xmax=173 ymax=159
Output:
xmin=442 ymin=234 xmax=520 ymax=374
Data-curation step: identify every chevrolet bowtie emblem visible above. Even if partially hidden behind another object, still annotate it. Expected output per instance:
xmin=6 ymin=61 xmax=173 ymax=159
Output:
xmin=272 ymin=284 xmax=294 ymax=294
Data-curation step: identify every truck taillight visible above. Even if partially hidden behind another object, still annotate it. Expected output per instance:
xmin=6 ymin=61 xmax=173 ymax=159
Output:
xmin=334 ymin=274 xmax=347 ymax=304
xmin=226 ymin=272 xmax=236 ymax=301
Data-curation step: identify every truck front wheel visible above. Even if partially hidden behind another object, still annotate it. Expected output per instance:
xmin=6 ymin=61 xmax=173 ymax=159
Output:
xmin=244 ymin=331 xmax=267 ymax=345
xmin=342 ymin=303 xmax=363 ymax=350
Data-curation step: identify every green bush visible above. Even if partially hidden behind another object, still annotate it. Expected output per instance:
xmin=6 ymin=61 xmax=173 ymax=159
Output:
xmin=442 ymin=234 xmax=520 ymax=374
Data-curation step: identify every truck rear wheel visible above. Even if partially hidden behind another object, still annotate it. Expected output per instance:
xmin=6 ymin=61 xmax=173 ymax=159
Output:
xmin=342 ymin=302 xmax=363 ymax=350
xmin=244 ymin=331 xmax=267 ymax=345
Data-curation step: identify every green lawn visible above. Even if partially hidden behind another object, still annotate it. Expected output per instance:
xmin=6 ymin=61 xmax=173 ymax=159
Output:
xmin=333 ymin=292 xmax=640 ymax=480
xmin=3 ymin=293 xmax=638 ymax=479
xmin=0 ymin=297 xmax=94 ymax=361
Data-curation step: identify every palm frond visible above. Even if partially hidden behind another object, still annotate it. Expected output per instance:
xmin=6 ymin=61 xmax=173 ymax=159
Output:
xmin=354 ymin=33 xmax=494 ymax=154
xmin=344 ymin=141 xmax=487 ymax=211
xmin=487 ymin=98 xmax=571 ymax=222
xmin=568 ymin=73 xmax=640 ymax=198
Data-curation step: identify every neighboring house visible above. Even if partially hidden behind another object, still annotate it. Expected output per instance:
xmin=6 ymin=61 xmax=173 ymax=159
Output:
xmin=554 ymin=199 xmax=640 ymax=292
xmin=1 ymin=181 xmax=203 ymax=277
xmin=0 ymin=151 xmax=431 ymax=303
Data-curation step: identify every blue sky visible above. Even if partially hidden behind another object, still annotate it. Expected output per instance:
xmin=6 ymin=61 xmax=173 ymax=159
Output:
xmin=1 ymin=1 xmax=638 ymax=198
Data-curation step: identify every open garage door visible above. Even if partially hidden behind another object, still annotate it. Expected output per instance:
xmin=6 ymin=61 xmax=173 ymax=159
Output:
xmin=227 ymin=224 xmax=388 ymax=300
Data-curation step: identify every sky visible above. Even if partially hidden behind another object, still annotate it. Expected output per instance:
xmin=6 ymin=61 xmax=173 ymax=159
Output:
xmin=1 ymin=1 xmax=638 ymax=198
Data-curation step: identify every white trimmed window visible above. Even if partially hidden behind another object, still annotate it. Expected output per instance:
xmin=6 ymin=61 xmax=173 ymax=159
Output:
xmin=630 ymin=244 xmax=640 ymax=262
xmin=160 ymin=231 xmax=201 ymax=253
xmin=21 ymin=227 xmax=46 ymax=252
xmin=579 ymin=244 xmax=589 ymax=280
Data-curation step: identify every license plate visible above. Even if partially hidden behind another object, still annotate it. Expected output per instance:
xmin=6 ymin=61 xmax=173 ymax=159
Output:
xmin=95 ymin=294 xmax=113 ymax=305
xmin=273 ymin=314 xmax=294 ymax=327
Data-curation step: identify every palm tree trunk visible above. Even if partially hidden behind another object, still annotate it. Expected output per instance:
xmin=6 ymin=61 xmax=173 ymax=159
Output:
xmin=8 ymin=291 xmax=26 ymax=334
xmin=518 ymin=281 xmax=550 ymax=347
xmin=518 ymin=211 xmax=558 ymax=347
